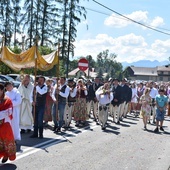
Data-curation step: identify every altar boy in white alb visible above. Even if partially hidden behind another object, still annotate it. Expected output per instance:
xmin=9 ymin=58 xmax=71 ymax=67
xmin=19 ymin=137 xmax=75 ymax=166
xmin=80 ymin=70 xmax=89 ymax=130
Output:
xmin=96 ymin=83 xmax=113 ymax=130
xmin=5 ymin=81 xmax=22 ymax=141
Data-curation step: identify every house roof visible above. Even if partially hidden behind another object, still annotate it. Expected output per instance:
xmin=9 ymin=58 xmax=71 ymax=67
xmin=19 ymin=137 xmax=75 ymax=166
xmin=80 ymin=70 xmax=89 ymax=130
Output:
xmin=68 ymin=68 xmax=97 ymax=78
xmin=157 ymin=66 xmax=170 ymax=71
xmin=130 ymin=66 xmax=158 ymax=76
xmin=68 ymin=68 xmax=79 ymax=76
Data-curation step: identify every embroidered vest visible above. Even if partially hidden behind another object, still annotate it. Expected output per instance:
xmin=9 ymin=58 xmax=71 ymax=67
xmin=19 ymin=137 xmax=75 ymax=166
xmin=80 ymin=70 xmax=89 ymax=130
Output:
xmin=36 ymin=85 xmax=47 ymax=106
xmin=57 ymin=85 xmax=67 ymax=102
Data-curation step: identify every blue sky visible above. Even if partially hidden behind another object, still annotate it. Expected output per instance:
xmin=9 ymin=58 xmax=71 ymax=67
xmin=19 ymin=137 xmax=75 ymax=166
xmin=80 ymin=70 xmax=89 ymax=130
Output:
xmin=74 ymin=0 xmax=170 ymax=63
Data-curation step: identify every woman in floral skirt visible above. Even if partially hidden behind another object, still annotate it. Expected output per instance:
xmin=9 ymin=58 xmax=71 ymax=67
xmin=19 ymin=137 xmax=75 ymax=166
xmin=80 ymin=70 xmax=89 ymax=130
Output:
xmin=73 ymin=79 xmax=88 ymax=127
xmin=140 ymin=88 xmax=152 ymax=130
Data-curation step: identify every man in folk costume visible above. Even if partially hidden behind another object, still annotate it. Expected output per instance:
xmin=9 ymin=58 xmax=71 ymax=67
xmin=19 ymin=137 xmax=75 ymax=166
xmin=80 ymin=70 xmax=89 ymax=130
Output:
xmin=52 ymin=77 xmax=70 ymax=132
xmin=119 ymin=78 xmax=130 ymax=120
xmin=18 ymin=74 xmax=34 ymax=133
xmin=86 ymin=79 xmax=93 ymax=117
xmin=111 ymin=78 xmax=122 ymax=124
xmin=44 ymin=79 xmax=54 ymax=126
xmin=64 ymin=78 xmax=76 ymax=128
xmin=108 ymin=78 xmax=113 ymax=117
xmin=96 ymin=83 xmax=113 ymax=130
xmin=124 ymin=81 xmax=132 ymax=118
xmin=30 ymin=76 xmax=47 ymax=139
xmin=92 ymin=77 xmax=103 ymax=123
xmin=5 ymin=82 xmax=22 ymax=142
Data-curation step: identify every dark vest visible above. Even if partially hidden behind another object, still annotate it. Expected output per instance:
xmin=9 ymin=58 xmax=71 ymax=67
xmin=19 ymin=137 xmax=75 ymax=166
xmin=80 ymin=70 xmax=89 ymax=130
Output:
xmin=68 ymin=87 xmax=76 ymax=103
xmin=77 ymin=88 xmax=86 ymax=98
xmin=57 ymin=85 xmax=67 ymax=102
xmin=36 ymin=85 xmax=47 ymax=106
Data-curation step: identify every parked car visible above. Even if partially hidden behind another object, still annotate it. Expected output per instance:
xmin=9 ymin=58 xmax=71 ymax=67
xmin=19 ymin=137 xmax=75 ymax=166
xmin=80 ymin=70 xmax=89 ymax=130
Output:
xmin=0 ymin=78 xmax=6 ymax=85
xmin=7 ymin=74 xmax=20 ymax=81
xmin=8 ymin=74 xmax=35 ymax=83
xmin=0 ymin=75 xmax=21 ymax=88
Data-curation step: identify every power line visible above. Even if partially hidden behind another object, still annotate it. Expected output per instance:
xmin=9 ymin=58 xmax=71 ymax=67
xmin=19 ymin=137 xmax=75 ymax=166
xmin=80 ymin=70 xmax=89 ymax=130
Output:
xmin=92 ymin=0 xmax=170 ymax=36
xmin=85 ymin=6 xmax=170 ymax=33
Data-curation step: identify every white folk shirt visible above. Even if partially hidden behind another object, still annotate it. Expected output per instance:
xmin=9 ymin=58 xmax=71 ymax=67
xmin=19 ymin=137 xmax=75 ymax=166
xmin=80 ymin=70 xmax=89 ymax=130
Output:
xmin=150 ymin=87 xmax=158 ymax=99
xmin=95 ymin=86 xmax=113 ymax=105
xmin=52 ymin=83 xmax=70 ymax=102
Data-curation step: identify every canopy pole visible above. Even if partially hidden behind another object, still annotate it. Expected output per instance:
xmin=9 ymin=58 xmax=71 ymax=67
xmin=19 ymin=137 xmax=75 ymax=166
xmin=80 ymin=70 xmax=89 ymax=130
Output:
xmin=33 ymin=36 xmax=39 ymax=123
xmin=56 ymin=42 xmax=60 ymax=121
xmin=0 ymin=37 xmax=4 ymax=63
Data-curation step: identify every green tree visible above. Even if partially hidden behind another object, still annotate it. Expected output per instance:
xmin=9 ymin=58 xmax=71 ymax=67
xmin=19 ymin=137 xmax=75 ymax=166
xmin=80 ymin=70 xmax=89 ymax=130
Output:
xmin=123 ymin=66 xmax=131 ymax=79
xmin=97 ymin=68 xmax=103 ymax=78
xmin=13 ymin=0 xmax=22 ymax=46
xmin=66 ymin=0 xmax=87 ymax=77
xmin=60 ymin=0 xmax=69 ymax=61
xmin=39 ymin=0 xmax=60 ymax=46
xmin=96 ymin=49 xmax=123 ymax=78
xmin=0 ymin=0 xmax=14 ymax=46
xmin=22 ymin=0 xmax=36 ymax=47
xmin=69 ymin=59 xmax=78 ymax=71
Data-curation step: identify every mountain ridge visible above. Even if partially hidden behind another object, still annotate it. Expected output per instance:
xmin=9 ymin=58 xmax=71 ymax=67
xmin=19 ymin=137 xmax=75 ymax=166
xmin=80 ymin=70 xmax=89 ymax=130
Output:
xmin=121 ymin=60 xmax=169 ymax=68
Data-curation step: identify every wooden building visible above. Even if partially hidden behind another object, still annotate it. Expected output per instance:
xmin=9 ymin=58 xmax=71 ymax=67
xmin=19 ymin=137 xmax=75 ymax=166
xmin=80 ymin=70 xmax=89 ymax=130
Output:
xmin=125 ymin=66 xmax=170 ymax=82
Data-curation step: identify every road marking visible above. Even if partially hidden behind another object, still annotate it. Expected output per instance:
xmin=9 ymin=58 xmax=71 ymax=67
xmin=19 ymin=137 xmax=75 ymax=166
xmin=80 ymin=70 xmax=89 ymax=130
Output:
xmin=13 ymin=123 xmax=98 ymax=162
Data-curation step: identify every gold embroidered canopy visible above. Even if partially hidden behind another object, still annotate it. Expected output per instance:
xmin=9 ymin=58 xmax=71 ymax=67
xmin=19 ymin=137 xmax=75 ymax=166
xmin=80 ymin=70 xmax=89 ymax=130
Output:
xmin=0 ymin=46 xmax=59 ymax=71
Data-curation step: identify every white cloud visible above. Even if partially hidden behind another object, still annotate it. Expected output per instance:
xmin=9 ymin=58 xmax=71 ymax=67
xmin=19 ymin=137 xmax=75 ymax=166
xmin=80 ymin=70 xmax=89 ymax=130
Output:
xmin=150 ymin=16 xmax=164 ymax=27
xmin=74 ymin=33 xmax=170 ymax=62
xmin=104 ymin=11 xmax=164 ymax=29
xmin=151 ymin=39 xmax=170 ymax=53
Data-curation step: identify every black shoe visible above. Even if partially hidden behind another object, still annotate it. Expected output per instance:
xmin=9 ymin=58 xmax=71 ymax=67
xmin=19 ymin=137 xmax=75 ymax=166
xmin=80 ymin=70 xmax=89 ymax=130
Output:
xmin=2 ymin=157 xmax=8 ymax=163
xmin=30 ymin=134 xmax=38 ymax=138
xmin=39 ymin=135 xmax=43 ymax=139
xmin=27 ymin=129 xmax=31 ymax=133
xmin=81 ymin=121 xmax=86 ymax=126
xmin=56 ymin=127 xmax=61 ymax=132
xmin=75 ymin=121 xmax=80 ymax=127
xmin=96 ymin=121 xmax=100 ymax=125
xmin=117 ymin=121 xmax=120 ymax=124
xmin=43 ymin=122 xmax=48 ymax=127
xmin=20 ymin=129 xmax=26 ymax=134
xmin=160 ymin=127 xmax=164 ymax=131
xmin=53 ymin=125 xmax=58 ymax=131
xmin=154 ymin=127 xmax=159 ymax=132
xmin=101 ymin=126 xmax=106 ymax=130
xmin=94 ymin=118 xmax=97 ymax=122
xmin=119 ymin=117 xmax=123 ymax=121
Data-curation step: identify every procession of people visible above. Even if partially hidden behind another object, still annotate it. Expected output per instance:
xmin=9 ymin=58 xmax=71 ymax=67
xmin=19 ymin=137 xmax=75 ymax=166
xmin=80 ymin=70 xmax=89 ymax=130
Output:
xmin=0 ymin=74 xmax=170 ymax=163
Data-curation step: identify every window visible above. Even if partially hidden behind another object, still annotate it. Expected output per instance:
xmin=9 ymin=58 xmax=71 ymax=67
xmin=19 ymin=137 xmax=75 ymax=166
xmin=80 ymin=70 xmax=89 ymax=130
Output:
xmin=159 ymin=77 xmax=163 ymax=81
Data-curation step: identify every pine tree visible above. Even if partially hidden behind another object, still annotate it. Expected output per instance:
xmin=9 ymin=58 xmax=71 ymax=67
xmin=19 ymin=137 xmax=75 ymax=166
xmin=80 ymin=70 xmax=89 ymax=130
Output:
xmin=0 ymin=0 xmax=14 ymax=46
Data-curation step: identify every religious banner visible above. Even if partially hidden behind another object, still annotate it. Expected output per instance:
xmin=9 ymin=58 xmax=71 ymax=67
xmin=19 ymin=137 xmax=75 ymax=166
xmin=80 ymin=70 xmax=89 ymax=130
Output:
xmin=0 ymin=46 xmax=59 ymax=71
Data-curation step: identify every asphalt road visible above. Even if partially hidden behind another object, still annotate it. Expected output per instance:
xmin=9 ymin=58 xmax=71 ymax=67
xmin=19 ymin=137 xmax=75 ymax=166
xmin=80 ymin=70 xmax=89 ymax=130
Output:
xmin=1 ymin=114 xmax=170 ymax=170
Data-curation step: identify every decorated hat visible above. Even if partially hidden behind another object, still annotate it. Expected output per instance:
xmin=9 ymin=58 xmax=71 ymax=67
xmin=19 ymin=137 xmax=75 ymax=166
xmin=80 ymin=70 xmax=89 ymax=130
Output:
xmin=122 ymin=78 xmax=127 ymax=82
xmin=67 ymin=78 xmax=74 ymax=82
xmin=113 ymin=78 xmax=119 ymax=82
